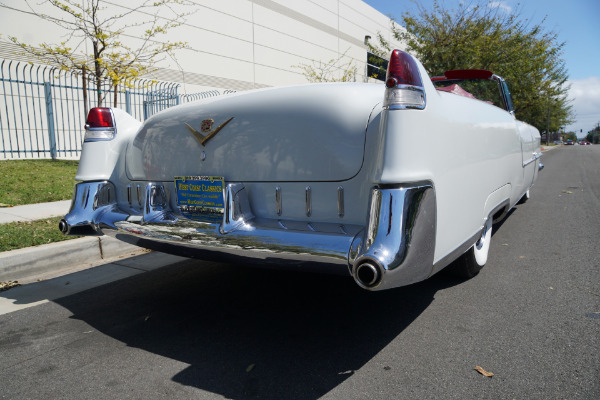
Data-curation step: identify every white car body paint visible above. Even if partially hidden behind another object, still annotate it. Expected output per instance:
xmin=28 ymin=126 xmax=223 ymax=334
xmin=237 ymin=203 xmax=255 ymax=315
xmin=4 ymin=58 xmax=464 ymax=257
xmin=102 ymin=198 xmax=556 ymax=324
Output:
xmin=65 ymin=53 xmax=541 ymax=291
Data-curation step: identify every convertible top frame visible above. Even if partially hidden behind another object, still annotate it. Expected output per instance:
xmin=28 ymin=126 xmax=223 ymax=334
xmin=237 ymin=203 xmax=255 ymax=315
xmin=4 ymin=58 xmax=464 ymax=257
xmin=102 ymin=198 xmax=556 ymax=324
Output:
xmin=432 ymin=69 xmax=515 ymax=114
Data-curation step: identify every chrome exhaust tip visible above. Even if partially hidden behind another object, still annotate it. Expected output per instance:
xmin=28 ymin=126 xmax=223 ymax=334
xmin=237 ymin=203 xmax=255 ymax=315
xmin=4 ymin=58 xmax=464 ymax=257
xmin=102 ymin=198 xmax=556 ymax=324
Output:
xmin=354 ymin=261 xmax=382 ymax=288
xmin=59 ymin=218 xmax=99 ymax=236
xmin=59 ymin=219 xmax=69 ymax=234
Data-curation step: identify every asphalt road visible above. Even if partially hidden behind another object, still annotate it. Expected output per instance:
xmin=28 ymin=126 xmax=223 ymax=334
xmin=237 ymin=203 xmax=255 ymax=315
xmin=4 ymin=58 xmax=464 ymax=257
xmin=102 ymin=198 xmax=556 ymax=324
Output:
xmin=1 ymin=145 xmax=598 ymax=399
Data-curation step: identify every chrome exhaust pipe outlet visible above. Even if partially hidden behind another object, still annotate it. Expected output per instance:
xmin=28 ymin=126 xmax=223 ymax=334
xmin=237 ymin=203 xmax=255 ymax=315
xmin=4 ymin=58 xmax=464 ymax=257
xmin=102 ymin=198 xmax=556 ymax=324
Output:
xmin=58 ymin=219 xmax=69 ymax=234
xmin=59 ymin=218 xmax=100 ymax=236
xmin=354 ymin=261 xmax=382 ymax=288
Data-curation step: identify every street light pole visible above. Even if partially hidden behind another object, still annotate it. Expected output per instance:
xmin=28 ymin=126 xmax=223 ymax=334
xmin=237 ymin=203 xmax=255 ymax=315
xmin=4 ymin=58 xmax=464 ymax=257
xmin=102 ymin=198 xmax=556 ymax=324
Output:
xmin=546 ymin=101 xmax=550 ymax=146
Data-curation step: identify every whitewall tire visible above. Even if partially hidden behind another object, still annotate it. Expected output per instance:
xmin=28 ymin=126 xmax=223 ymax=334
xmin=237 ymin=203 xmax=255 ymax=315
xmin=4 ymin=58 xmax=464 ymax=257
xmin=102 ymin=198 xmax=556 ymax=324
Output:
xmin=517 ymin=190 xmax=530 ymax=204
xmin=450 ymin=217 xmax=493 ymax=278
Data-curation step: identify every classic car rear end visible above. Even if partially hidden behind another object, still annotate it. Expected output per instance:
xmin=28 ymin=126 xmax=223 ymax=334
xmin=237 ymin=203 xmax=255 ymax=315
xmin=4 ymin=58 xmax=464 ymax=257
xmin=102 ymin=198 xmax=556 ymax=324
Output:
xmin=61 ymin=50 xmax=542 ymax=290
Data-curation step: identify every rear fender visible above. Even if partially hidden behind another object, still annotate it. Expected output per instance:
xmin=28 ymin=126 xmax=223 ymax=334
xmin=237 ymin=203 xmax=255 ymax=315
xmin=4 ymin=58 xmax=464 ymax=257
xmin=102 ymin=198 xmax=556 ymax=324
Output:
xmin=76 ymin=108 xmax=141 ymax=181
xmin=484 ymin=184 xmax=512 ymax=223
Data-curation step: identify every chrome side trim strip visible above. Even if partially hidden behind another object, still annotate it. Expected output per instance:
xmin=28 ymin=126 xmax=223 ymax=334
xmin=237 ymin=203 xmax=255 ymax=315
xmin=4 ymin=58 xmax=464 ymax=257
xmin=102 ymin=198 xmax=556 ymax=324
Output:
xmin=337 ymin=186 xmax=344 ymax=218
xmin=275 ymin=186 xmax=282 ymax=216
xmin=305 ymin=186 xmax=312 ymax=217
xmin=127 ymin=185 xmax=132 ymax=206
xmin=522 ymin=158 xmax=534 ymax=167
xmin=523 ymin=152 xmax=542 ymax=167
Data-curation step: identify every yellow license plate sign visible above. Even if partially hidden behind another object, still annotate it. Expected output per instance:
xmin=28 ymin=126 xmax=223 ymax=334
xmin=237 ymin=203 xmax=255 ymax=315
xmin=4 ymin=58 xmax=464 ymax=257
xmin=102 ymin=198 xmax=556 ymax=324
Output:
xmin=174 ymin=176 xmax=224 ymax=222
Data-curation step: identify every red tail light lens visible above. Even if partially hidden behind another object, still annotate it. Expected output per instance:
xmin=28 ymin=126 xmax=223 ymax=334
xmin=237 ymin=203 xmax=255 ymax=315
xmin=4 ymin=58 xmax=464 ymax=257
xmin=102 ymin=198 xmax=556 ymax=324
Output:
xmin=86 ymin=107 xmax=114 ymax=128
xmin=385 ymin=49 xmax=423 ymax=88
xmin=84 ymin=107 xmax=115 ymax=141
xmin=383 ymin=50 xmax=426 ymax=109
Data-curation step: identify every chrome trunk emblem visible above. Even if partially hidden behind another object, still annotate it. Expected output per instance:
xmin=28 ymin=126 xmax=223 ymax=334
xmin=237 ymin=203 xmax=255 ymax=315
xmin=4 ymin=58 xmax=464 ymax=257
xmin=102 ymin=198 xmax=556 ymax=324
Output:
xmin=185 ymin=117 xmax=234 ymax=146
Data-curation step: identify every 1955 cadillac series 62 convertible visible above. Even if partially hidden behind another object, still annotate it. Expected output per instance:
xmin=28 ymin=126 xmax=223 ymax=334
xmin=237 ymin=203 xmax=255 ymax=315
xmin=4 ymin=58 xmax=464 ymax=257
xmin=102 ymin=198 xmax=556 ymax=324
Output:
xmin=60 ymin=49 xmax=543 ymax=291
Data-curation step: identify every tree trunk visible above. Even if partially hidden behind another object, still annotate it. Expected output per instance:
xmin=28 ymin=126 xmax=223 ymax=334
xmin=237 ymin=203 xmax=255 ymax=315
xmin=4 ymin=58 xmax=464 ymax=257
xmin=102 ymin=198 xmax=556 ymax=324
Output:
xmin=94 ymin=45 xmax=103 ymax=107
xmin=113 ymin=82 xmax=118 ymax=107
xmin=96 ymin=77 xmax=102 ymax=107
xmin=82 ymin=66 xmax=88 ymax=118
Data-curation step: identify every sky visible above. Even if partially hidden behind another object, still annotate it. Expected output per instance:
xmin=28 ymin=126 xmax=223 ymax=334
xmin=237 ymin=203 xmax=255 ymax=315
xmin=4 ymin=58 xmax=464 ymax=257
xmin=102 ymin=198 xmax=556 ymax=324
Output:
xmin=363 ymin=0 xmax=600 ymax=137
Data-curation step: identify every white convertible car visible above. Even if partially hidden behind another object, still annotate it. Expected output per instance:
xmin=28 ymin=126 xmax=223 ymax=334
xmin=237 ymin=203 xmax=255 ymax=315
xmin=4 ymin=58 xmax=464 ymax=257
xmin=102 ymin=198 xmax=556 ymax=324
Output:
xmin=61 ymin=49 xmax=542 ymax=290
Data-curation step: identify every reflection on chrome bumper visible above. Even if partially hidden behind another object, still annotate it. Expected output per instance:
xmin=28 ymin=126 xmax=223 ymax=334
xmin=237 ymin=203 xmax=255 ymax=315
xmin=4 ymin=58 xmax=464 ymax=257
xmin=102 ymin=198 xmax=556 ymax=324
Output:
xmin=61 ymin=181 xmax=436 ymax=291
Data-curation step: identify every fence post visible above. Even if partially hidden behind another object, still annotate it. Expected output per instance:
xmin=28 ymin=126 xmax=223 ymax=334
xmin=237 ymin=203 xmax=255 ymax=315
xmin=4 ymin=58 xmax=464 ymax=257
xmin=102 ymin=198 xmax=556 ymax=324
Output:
xmin=125 ymin=90 xmax=131 ymax=114
xmin=143 ymin=100 xmax=148 ymax=120
xmin=43 ymin=82 xmax=57 ymax=160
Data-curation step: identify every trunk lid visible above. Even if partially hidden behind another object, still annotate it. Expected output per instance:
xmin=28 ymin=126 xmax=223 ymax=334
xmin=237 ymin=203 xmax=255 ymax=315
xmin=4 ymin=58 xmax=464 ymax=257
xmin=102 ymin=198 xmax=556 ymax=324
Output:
xmin=126 ymin=83 xmax=382 ymax=182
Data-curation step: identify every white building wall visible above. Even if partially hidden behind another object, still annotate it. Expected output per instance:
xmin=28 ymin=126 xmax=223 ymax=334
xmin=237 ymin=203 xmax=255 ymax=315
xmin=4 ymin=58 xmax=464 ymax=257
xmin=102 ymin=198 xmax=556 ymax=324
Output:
xmin=0 ymin=0 xmax=406 ymax=93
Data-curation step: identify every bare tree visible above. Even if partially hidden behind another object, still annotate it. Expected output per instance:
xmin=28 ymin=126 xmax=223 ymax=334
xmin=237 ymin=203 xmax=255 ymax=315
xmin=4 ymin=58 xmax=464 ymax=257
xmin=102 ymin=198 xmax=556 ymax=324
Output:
xmin=3 ymin=0 xmax=192 ymax=107
xmin=294 ymin=49 xmax=357 ymax=83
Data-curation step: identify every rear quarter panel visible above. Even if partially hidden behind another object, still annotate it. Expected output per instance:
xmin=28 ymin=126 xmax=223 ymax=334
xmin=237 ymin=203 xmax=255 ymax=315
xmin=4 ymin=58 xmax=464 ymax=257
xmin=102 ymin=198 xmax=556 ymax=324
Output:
xmin=377 ymin=74 xmax=523 ymax=264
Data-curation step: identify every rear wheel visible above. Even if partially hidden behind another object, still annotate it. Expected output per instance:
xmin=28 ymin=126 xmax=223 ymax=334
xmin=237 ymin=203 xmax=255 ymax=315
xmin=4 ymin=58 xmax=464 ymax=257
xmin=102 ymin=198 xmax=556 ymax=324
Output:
xmin=517 ymin=189 xmax=530 ymax=204
xmin=450 ymin=217 xmax=493 ymax=278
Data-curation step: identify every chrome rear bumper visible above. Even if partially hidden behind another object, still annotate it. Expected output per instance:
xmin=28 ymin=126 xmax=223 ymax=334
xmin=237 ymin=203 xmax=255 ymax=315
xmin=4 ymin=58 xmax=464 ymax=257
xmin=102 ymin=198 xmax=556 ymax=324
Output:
xmin=61 ymin=181 xmax=436 ymax=290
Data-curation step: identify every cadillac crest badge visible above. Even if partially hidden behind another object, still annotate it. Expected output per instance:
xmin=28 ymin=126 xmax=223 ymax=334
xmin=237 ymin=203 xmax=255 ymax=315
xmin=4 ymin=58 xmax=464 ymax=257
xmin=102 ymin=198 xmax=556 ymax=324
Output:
xmin=185 ymin=116 xmax=234 ymax=147
xmin=201 ymin=119 xmax=214 ymax=133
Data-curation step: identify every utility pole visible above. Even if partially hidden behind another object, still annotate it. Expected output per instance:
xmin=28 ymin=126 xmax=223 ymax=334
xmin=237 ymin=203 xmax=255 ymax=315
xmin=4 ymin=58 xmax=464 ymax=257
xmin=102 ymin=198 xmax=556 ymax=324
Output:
xmin=546 ymin=102 xmax=550 ymax=146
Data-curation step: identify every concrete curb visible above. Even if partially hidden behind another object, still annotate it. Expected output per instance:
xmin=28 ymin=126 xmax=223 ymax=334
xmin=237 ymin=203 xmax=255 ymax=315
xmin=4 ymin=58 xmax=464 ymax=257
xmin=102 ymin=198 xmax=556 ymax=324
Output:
xmin=541 ymin=145 xmax=560 ymax=152
xmin=0 ymin=236 xmax=143 ymax=282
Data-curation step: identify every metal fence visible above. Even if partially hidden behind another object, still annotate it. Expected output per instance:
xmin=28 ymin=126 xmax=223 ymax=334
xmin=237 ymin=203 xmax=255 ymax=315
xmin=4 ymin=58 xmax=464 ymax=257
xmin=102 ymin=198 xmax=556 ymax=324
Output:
xmin=1 ymin=59 xmax=233 ymax=160
xmin=143 ymin=86 xmax=180 ymax=120
xmin=142 ymin=89 xmax=238 ymax=119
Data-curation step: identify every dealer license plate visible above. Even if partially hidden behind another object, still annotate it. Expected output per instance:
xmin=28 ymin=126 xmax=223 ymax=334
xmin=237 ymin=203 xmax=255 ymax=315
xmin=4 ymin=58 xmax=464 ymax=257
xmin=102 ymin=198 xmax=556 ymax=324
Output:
xmin=174 ymin=176 xmax=225 ymax=223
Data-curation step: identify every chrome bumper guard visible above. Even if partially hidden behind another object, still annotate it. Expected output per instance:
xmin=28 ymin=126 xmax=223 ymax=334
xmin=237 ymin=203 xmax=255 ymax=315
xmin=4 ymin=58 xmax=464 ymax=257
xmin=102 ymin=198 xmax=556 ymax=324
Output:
xmin=61 ymin=181 xmax=436 ymax=290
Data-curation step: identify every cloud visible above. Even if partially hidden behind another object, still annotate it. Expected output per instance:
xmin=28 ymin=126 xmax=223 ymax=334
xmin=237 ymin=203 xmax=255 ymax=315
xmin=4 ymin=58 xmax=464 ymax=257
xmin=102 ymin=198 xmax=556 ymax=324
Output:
xmin=568 ymin=77 xmax=600 ymax=131
xmin=489 ymin=1 xmax=512 ymax=13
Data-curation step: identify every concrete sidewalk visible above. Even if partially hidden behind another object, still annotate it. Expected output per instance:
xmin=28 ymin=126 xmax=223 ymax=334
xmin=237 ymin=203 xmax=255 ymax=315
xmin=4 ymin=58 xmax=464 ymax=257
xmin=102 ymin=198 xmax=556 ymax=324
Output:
xmin=0 ymin=200 xmax=72 ymax=224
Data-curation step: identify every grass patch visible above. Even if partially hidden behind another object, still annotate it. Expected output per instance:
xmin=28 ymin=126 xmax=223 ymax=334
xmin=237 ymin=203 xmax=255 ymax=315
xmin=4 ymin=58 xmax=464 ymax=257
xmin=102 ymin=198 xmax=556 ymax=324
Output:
xmin=0 ymin=217 xmax=79 ymax=252
xmin=0 ymin=159 xmax=78 ymax=206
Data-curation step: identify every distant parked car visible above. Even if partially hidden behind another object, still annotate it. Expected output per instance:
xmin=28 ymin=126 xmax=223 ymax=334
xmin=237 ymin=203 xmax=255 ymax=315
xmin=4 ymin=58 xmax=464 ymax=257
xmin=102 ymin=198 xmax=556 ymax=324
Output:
xmin=553 ymin=140 xmax=563 ymax=145
xmin=580 ymin=141 xmax=590 ymax=145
